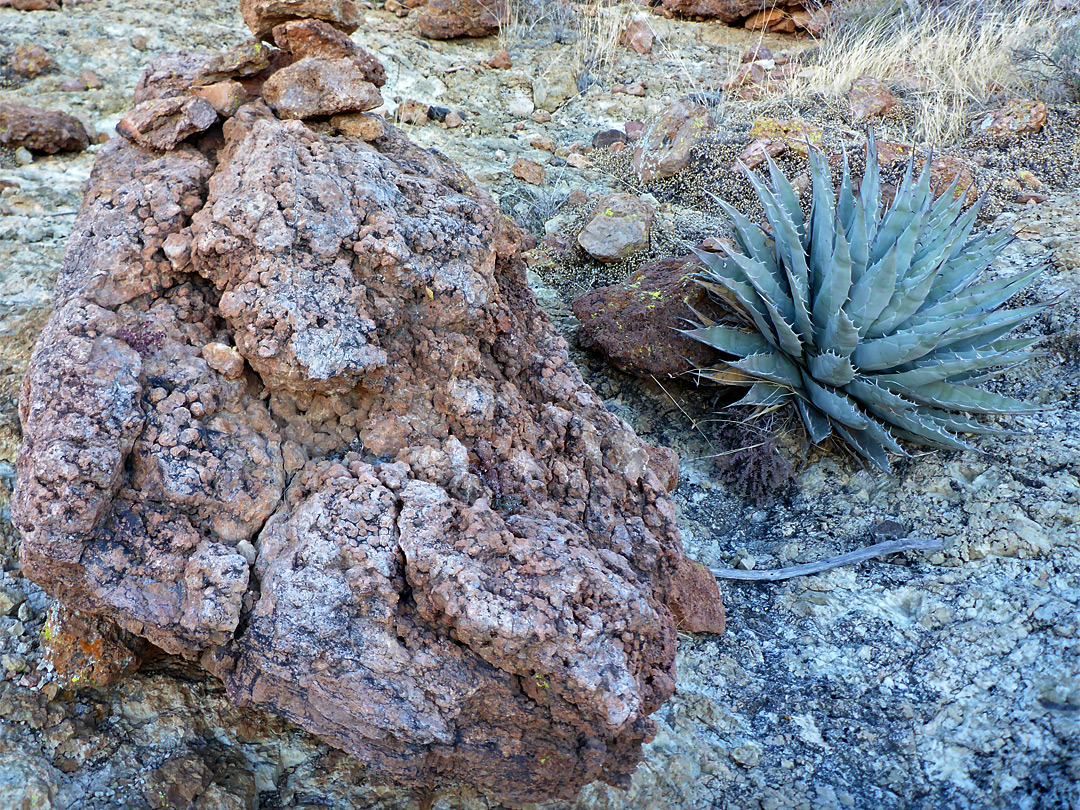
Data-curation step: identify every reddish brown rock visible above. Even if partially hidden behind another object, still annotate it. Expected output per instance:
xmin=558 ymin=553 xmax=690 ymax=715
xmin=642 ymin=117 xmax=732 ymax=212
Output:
xmin=41 ymin=603 xmax=144 ymax=689
xmin=0 ymin=101 xmax=89 ymax=154
xmin=272 ymin=18 xmax=364 ymax=61
xmin=133 ymin=53 xmax=212 ymax=103
xmin=511 ymin=156 xmax=546 ymax=185
xmin=667 ymin=557 xmax=726 ymax=634
xmin=330 ymin=111 xmax=388 ymax=140
xmin=192 ymin=80 xmax=249 ymax=116
xmin=486 ymin=50 xmax=512 ymax=69
xmin=850 ymin=75 xmax=898 ymax=122
xmin=193 ymin=39 xmax=276 ymax=85
xmin=116 ymin=96 xmax=219 ymax=151
xmin=663 ymin=0 xmax=795 ymax=23
xmin=11 ymin=0 xmax=60 ymax=9
xmin=395 ymin=98 xmax=430 ymax=125
xmin=240 ymin=0 xmax=360 ymax=41
xmin=11 ymin=43 xmax=53 ymax=78
xmin=576 ymin=193 xmax=655 ymax=263
xmin=262 ymin=56 xmax=383 ymax=118
xmin=632 ymin=99 xmax=712 ymax=183
xmin=417 ymin=0 xmax=505 ymax=39
xmin=620 ymin=20 xmax=655 ymax=55
xmin=15 ymin=46 xmax=722 ymax=803
xmin=975 ymin=98 xmax=1048 ymax=139
xmin=571 ymin=255 xmax=736 ymax=377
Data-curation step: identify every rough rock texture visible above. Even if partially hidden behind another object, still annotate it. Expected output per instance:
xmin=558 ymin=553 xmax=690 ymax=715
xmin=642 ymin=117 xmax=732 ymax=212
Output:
xmin=0 ymin=101 xmax=89 ymax=154
xmin=662 ymin=0 xmax=801 ymax=23
xmin=239 ymin=0 xmax=360 ymax=40
xmin=976 ymin=98 xmax=1049 ymax=139
xmin=631 ymin=99 xmax=712 ymax=183
xmin=849 ymin=75 xmax=898 ymax=122
xmin=116 ymin=96 xmax=219 ymax=150
xmin=261 ymin=56 xmax=383 ymax=118
xmin=571 ymin=255 xmax=733 ymax=377
xmin=417 ymin=0 xmax=505 ymax=39
xmin=10 ymin=43 xmax=53 ymax=78
xmin=272 ymin=17 xmax=360 ymax=60
xmin=576 ymin=193 xmax=656 ymax=263
xmin=11 ymin=44 xmax=719 ymax=803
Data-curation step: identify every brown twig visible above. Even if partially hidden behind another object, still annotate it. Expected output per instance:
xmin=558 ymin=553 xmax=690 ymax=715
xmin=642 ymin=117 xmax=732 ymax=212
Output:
xmin=709 ymin=536 xmax=944 ymax=582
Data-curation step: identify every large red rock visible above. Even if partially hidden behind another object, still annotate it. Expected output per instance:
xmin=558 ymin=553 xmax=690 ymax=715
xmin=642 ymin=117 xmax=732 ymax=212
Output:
xmin=0 ymin=101 xmax=89 ymax=154
xmin=262 ymin=56 xmax=383 ymax=118
xmin=417 ymin=0 xmax=505 ymax=39
xmin=631 ymin=99 xmax=712 ymax=183
xmin=14 ymin=44 xmax=723 ymax=806
xmin=662 ymin=0 xmax=798 ymax=23
xmin=116 ymin=96 xmax=219 ymax=150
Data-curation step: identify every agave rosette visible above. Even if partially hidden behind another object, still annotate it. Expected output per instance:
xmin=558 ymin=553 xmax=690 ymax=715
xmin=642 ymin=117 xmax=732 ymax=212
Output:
xmin=686 ymin=137 xmax=1047 ymax=472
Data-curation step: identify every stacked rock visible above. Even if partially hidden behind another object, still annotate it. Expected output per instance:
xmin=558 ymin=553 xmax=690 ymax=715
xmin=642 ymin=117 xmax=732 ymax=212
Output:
xmin=14 ymin=0 xmax=724 ymax=805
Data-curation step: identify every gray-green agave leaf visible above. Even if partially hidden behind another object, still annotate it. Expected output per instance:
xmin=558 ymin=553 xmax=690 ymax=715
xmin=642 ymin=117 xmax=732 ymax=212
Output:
xmin=688 ymin=138 xmax=1047 ymax=472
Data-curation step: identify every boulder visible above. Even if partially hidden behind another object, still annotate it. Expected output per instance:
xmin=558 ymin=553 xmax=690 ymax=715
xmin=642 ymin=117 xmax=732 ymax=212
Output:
xmin=576 ymin=193 xmax=656 ymax=263
xmin=262 ymin=56 xmax=383 ymax=118
xmin=14 ymin=42 xmax=723 ymax=804
xmin=11 ymin=43 xmax=53 ymax=78
xmin=0 ymin=101 xmax=89 ymax=154
xmin=116 ymin=96 xmax=219 ymax=150
xmin=272 ymin=18 xmax=366 ymax=62
xmin=631 ymin=100 xmax=712 ymax=183
xmin=571 ymin=254 xmax=735 ymax=377
xmin=240 ymin=0 xmax=360 ymax=40
xmin=662 ymin=0 xmax=796 ymax=23
xmin=193 ymin=39 xmax=276 ymax=85
xmin=975 ymin=98 xmax=1048 ymax=139
xmin=417 ymin=0 xmax=505 ymax=39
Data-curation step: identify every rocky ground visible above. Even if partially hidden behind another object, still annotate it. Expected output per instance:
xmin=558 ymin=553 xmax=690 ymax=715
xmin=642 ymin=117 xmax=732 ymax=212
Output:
xmin=1 ymin=1 xmax=1078 ymax=809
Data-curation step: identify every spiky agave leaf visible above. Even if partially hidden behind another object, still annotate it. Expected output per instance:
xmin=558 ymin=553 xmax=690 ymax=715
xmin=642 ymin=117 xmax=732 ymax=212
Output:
xmin=687 ymin=139 xmax=1048 ymax=472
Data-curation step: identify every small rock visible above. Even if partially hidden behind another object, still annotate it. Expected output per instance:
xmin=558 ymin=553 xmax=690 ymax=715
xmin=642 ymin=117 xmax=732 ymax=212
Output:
xmin=976 ymin=98 xmax=1048 ymax=139
xmin=395 ymin=99 xmax=429 ymax=125
xmin=331 ymin=111 xmax=387 ymax=140
xmin=530 ymin=136 xmax=555 ymax=152
xmin=11 ymin=0 xmax=60 ymax=10
xmin=1 ymin=654 xmax=26 ymax=673
xmin=625 ymin=120 xmax=645 ymax=140
xmin=14 ymin=146 xmax=33 ymax=165
xmin=667 ymin=557 xmax=725 ymax=633
xmin=116 ymin=96 xmax=218 ymax=150
xmin=60 ymin=77 xmax=88 ymax=92
xmin=240 ymin=0 xmax=360 ymax=41
xmin=191 ymin=80 xmax=248 ymax=117
xmin=850 ymin=75 xmax=898 ymax=122
xmin=417 ymin=0 xmax=505 ymax=39
xmin=617 ymin=81 xmax=646 ymax=97
xmin=144 ymin=753 xmax=214 ymax=810
xmin=195 ymin=39 xmax=276 ymax=85
xmin=272 ymin=17 xmax=360 ymax=60
xmin=131 ymin=34 xmax=149 ymax=51
xmin=511 ymin=157 xmax=545 ymax=185
xmin=508 ymin=96 xmax=534 ymax=117
xmin=427 ymin=105 xmax=451 ymax=122
xmin=531 ymin=109 xmax=551 ymax=124
xmin=262 ymin=56 xmax=383 ymax=119
xmin=723 ymin=61 xmax=766 ymax=91
xmin=592 ymin=128 xmax=627 ymax=149
xmin=576 ymin=192 xmax=655 ymax=263
xmin=202 ymin=342 xmax=246 ymax=380
xmin=444 ymin=110 xmax=463 ymax=128
xmin=620 ymin=20 xmax=655 ymax=55
xmin=745 ymin=7 xmax=788 ymax=30
xmin=736 ymin=117 xmax=823 ymax=169
xmin=566 ymin=153 xmax=590 ymax=169
xmin=80 ymin=69 xmax=103 ymax=89
xmin=742 ymin=44 xmax=774 ymax=62
xmin=486 ymin=50 xmax=512 ymax=69
xmin=731 ymin=741 xmax=763 ymax=768
xmin=571 ymin=254 xmax=735 ymax=377
xmin=11 ymin=43 xmax=53 ymax=78
xmin=0 ymin=587 xmax=25 ymax=616
xmin=532 ymin=63 xmax=577 ymax=111
xmin=631 ymin=99 xmax=712 ymax=183
xmin=0 ymin=101 xmax=90 ymax=154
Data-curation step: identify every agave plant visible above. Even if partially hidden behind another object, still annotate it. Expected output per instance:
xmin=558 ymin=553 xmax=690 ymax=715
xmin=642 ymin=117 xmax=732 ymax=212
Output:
xmin=685 ymin=137 xmax=1047 ymax=472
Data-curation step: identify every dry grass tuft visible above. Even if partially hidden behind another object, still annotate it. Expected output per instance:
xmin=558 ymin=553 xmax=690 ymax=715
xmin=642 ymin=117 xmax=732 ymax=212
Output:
xmin=784 ymin=0 xmax=1066 ymax=145
xmin=499 ymin=1 xmax=631 ymax=79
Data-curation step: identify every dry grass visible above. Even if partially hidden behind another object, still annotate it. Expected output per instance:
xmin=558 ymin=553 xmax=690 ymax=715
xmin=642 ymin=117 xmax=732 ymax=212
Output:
xmin=781 ymin=0 xmax=1065 ymax=145
xmin=499 ymin=0 xmax=630 ymax=79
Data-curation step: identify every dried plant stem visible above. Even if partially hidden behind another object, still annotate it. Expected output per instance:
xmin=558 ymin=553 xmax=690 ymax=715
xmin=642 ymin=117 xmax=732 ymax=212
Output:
xmin=710 ymin=536 xmax=944 ymax=582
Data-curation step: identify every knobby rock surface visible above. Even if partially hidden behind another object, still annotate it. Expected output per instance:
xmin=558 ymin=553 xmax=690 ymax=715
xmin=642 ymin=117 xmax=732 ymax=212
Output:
xmin=12 ymin=23 xmax=721 ymax=805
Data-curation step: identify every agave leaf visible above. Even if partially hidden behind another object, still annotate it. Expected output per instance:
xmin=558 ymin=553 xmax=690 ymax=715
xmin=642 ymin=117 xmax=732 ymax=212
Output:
xmin=796 ymin=398 xmax=833 ymax=443
xmin=925 ymin=230 xmax=1014 ymax=305
xmin=846 ymin=377 xmax=916 ymax=413
xmin=906 ymin=336 xmax=1043 ymax=370
xmin=868 ymin=404 xmax=973 ymax=450
xmin=760 ymin=295 xmax=804 ymax=358
xmin=882 ymin=379 xmax=1041 ymax=414
xmin=921 ymin=407 xmax=1020 ymax=436
xmin=913 ymin=180 xmax=968 ymax=266
xmin=765 ymin=152 xmax=808 ymax=249
xmin=736 ymin=382 xmax=791 ymax=406
xmin=906 ymin=250 xmax=1028 ymax=328
xmin=923 ymin=171 xmax=964 ymax=231
xmin=837 ymin=148 xmax=856 ymax=232
xmin=849 ymin=196 xmax=871 ymax=283
xmin=859 ymin=131 xmax=882 ymax=240
xmin=728 ymin=352 xmax=803 ymax=388
xmin=801 ymin=372 xmax=871 ymax=429
xmin=808 ymin=351 xmax=856 ymax=386
xmin=682 ymin=325 xmax=773 ymax=357
xmin=741 ymin=169 xmax=816 ymax=345
xmin=852 ymin=313 xmax=980 ymax=371
xmin=865 ymin=258 xmax=943 ymax=339
xmin=821 ymin=308 xmax=861 ymax=357
xmin=871 ymin=155 xmax=921 ymax=265
xmin=845 ymin=240 xmax=900 ymax=335
xmin=713 ymin=196 xmax=786 ymax=289
xmin=833 ymin=423 xmax=892 ymax=471
xmin=933 ymin=303 xmax=1050 ymax=352
xmin=720 ymin=244 xmax=796 ymax=322
xmin=812 ymin=218 xmax=853 ymax=339
xmin=876 ymin=346 xmax=1040 ymax=387
xmin=808 ymin=148 xmax=837 ymax=297
xmin=697 ymin=276 xmax=782 ymax=350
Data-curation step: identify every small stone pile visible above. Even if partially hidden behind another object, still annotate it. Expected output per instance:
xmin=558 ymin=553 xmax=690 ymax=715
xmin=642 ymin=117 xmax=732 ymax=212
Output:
xmin=12 ymin=0 xmax=724 ymax=804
